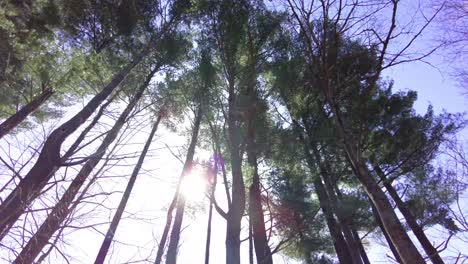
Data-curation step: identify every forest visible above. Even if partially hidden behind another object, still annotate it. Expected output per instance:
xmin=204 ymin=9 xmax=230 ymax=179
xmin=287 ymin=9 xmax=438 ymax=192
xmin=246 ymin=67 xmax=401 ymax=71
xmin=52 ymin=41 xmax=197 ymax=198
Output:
xmin=0 ymin=0 xmax=467 ymax=263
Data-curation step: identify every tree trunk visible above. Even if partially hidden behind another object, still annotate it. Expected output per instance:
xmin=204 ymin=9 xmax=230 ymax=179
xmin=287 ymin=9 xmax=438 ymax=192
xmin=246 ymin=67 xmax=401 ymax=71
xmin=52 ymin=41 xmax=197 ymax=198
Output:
xmin=154 ymin=196 xmax=177 ymax=264
xmin=94 ymin=113 xmax=163 ymax=264
xmin=248 ymin=179 xmax=273 ymax=264
xmin=307 ymin=140 xmax=363 ymax=264
xmin=225 ymin=141 xmax=244 ymax=264
xmin=334 ymin=183 xmax=371 ymax=264
xmin=0 ymin=94 xmax=116 ymax=242
xmin=292 ymin=121 xmax=352 ymax=263
xmin=246 ymin=94 xmax=272 ymax=264
xmin=165 ymin=106 xmax=203 ymax=264
xmin=351 ymin=228 xmax=370 ymax=264
xmin=0 ymin=42 xmax=157 ymax=237
xmin=205 ymin=154 xmax=219 ymax=264
xmin=13 ymin=70 xmax=156 ymax=263
xmin=247 ymin=142 xmax=273 ymax=264
xmin=249 ymin=217 xmax=254 ymax=264
xmin=225 ymin=83 xmax=245 ymax=264
xmin=369 ymin=197 xmax=402 ymax=263
xmin=205 ymin=198 xmax=214 ymax=264
xmin=298 ymin=231 xmax=314 ymax=264
xmin=0 ymin=88 xmax=54 ymax=139
xmin=330 ymin=105 xmax=425 ymax=264
xmin=313 ymin=178 xmax=353 ymax=264
xmin=373 ymin=164 xmax=445 ymax=264
xmin=63 ymin=92 xmax=119 ymax=160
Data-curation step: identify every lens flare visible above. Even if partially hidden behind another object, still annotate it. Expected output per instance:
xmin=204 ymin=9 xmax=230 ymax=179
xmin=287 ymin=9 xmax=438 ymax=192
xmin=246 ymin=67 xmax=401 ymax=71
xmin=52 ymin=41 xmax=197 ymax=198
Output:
xmin=180 ymin=168 xmax=207 ymax=202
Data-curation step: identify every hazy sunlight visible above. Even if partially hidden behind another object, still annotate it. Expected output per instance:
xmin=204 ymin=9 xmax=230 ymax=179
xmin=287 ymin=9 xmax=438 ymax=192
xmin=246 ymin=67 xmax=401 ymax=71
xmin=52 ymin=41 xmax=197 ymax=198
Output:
xmin=180 ymin=167 xmax=207 ymax=202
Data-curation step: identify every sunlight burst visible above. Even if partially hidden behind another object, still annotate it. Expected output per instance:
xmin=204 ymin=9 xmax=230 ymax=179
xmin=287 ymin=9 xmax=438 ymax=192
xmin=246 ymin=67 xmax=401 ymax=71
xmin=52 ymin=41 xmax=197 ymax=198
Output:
xmin=180 ymin=167 xmax=207 ymax=202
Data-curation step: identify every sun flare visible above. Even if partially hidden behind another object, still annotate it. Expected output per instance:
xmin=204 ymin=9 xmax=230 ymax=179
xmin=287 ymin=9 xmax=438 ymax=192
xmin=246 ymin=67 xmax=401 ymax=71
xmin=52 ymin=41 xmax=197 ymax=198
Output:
xmin=180 ymin=168 xmax=207 ymax=202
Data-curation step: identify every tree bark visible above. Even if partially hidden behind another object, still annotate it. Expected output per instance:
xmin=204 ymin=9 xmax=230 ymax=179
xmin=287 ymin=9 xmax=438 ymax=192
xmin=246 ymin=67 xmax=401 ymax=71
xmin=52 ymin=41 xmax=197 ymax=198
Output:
xmin=248 ymin=176 xmax=273 ymax=264
xmin=63 ymin=92 xmax=119 ymax=160
xmin=13 ymin=70 xmax=156 ymax=263
xmin=205 ymin=198 xmax=214 ymax=264
xmin=352 ymin=228 xmax=370 ymax=264
xmin=154 ymin=196 xmax=177 ymax=264
xmin=94 ymin=113 xmax=163 ymax=264
xmin=298 ymin=231 xmax=314 ymax=264
xmin=205 ymin=154 xmax=219 ymax=264
xmin=165 ymin=106 xmax=203 ymax=264
xmin=373 ymin=164 xmax=445 ymax=264
xmin=313 ymin=178 xmax=353 ymax=264
xmin=247 ymin=131 xmax=273 ymax=264
xmin=0 ymin=88 xmax=54 ymax=139
xmin=0 ymin=41 xmax=157 ymax=237
xmin=369 ymin=196 xmax=402 ymax=263
xmin=246 ymin=77 xmax=273 ymax=264
xmin=225 ymin=84 xmax=245 ymax=264
xmin=249 ymin=216 xmax=254 ymax=264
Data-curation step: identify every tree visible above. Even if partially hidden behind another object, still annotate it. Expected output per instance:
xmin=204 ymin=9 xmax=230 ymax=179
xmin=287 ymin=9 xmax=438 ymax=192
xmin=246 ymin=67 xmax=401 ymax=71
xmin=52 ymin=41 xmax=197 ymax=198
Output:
xmin=0 ymin=3 xmax=186 ymax=238
xmin=12 ymin=66 xmax=159 ymax=263
xmin=284 ymin=1 xmax=447 ymax=261
xmin=94 ymin=111 xmax=164 ymax=264
xmin=0 ymin=88 xmax=54 ymax=139
xmin=198 ymin=1 xmax=249 ymax=263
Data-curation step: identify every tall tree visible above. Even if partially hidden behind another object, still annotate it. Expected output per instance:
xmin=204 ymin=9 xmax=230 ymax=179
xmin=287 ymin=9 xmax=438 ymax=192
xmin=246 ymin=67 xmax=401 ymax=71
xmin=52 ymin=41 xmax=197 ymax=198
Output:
xmin=12 ymin=67 xmax=159 ymax=263
xmin=198 ymin=1 xmax=249 ymax=262
xmin=0 ymin=8 xmax=186 ymax=237
xmin=165 ymin=45 xmax=215 ymax=264
xmin=94 ymin=111 xmax=164 ymax=264
xmin=165 ymin=105 xmax=202 ymax=264
xmin=284 ymin=2 xmax=427 ymax=260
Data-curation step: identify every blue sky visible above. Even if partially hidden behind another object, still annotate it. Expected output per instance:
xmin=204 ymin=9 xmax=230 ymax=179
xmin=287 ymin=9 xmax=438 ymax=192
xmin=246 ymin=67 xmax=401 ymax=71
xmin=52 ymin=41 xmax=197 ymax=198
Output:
xmin=1 ymin=1 xmax=467 ymax=263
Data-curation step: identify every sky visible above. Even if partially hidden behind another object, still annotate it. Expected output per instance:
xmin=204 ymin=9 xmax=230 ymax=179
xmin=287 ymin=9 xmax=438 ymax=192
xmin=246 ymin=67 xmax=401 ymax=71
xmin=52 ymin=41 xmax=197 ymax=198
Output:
xmin=0 ymin=1 xmax=467 ymax=263
xmin=38 ymin=49 xmax=466 ymax=264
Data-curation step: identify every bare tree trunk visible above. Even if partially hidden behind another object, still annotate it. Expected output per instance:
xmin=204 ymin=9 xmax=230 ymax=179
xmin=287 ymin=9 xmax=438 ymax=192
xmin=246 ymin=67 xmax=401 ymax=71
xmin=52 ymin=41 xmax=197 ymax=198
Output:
xmin=154 ymin=196 xmax=177 ymax=264
xmin=63 ymin=92 xmax=120 ymax=160
xmin=165 ymin=106 xmax=203 ymax=264
xmin=0 ymin=88 xmax=54 ymax=139
xmin=205 ymin=154 xmax=219 ymax=264
xmin=369 ymin=197 xmax=402 ymax=263
xmin=373 ymin=164 xmax=445 ymax=264
xmin=298 ymin=231 xmax=314 ymax=264
xmin=248 ymin=159 xmax=273 ymax=264
xmin=246 ymin=90 xmax=273 ymax=264
xmin=248 ymin=181 xmax=273 ymax=264
xmin=0 ymin=94 xmax=116 ymax=242
xmin=13 ymin=70 xmax=157 ymax=263
xmin=249 ymin=217 xmax=254 ymax=264
xmin=94 ymin=113 xmax=163 ymax=264
xmin=205 ymin=197 xmax=214 ymax=264
xmin=0 ymin=42 xmax=157 ymax=236
xmin=225 ymin=135 xmax=244 ymax=264
xmin=351 ymin=228 xmax=370 ymax=264
xmin=225 ymin=80 xmax=246 ymax=264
